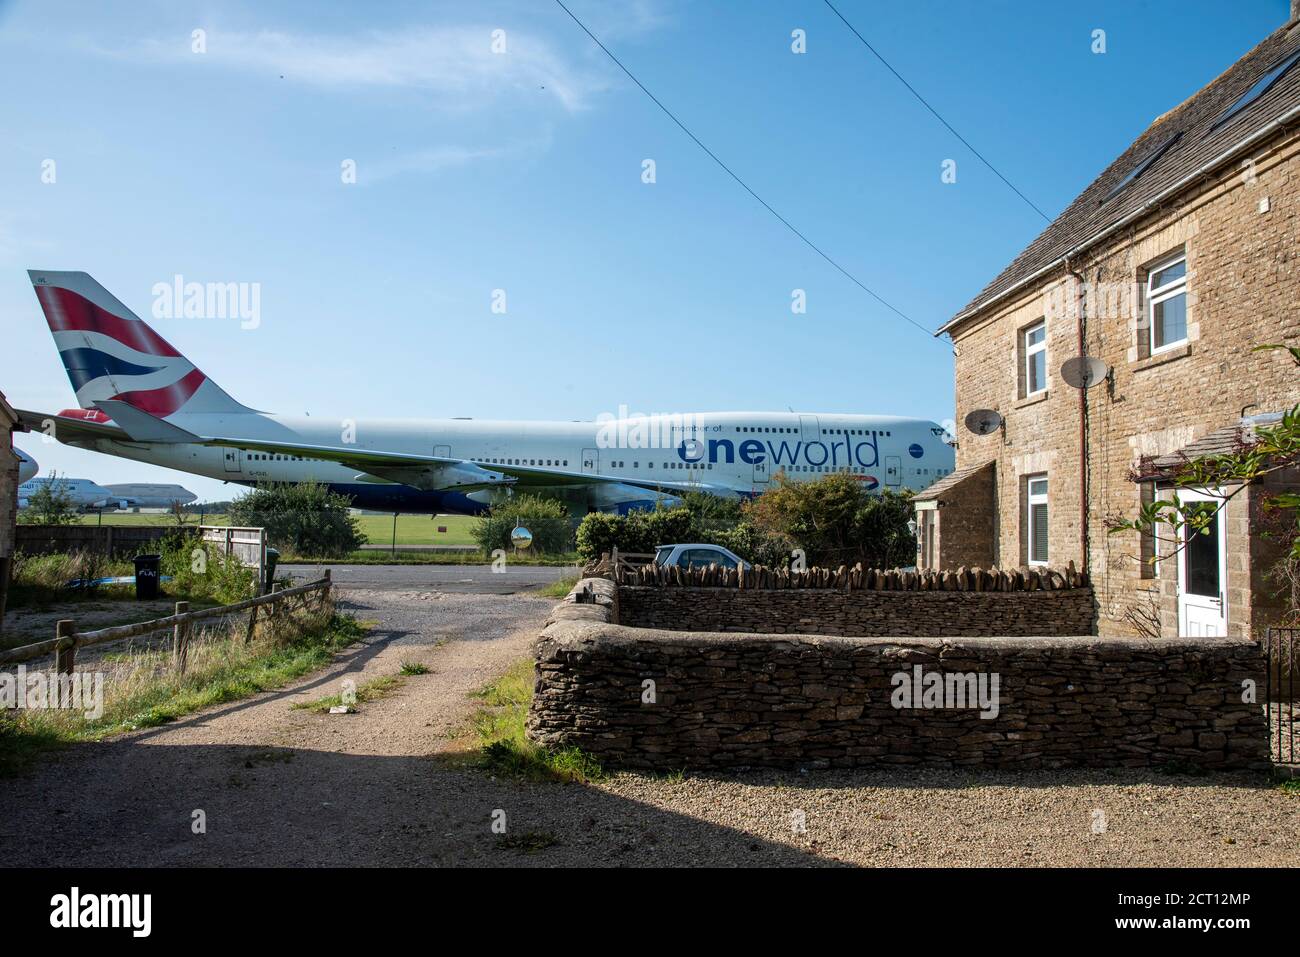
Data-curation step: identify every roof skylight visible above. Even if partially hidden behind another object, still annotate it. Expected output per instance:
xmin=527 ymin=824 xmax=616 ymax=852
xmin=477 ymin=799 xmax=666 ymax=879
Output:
xmin=1210 ymin=48 xmax=1300 ymax=131
xmin=1100 ymin=131 xmax=1183 ymax=204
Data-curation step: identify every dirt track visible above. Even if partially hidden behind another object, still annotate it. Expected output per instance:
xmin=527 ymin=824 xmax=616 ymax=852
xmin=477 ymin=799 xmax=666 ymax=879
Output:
xmin=1 ymin=587 xmax=1296 ymax=868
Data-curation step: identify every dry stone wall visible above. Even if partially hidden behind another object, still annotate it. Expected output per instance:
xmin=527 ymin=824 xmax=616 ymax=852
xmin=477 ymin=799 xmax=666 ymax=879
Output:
xmin=617 ymin=585 xmax=1096 ymax=638
xmin=527 ymin=579 xmax=1269 ymax=771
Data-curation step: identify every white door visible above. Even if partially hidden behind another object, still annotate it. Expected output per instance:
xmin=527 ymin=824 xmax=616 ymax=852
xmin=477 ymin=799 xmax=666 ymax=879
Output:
xmin=222 ymin=449 xmax=241 ymax=474
xmin=581 ymin=448 xmax=599 ymax=475
xmin=1178 ymin=489 xmax=1228 ymax=637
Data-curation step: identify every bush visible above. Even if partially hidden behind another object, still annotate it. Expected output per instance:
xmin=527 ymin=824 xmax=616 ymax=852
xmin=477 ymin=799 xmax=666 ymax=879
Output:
xmin=472 ymin=495 xmax=573 ymax=555
xmin=574 ymin=511 xmax=622 ymax=563
xmin=228 ymin=481 xmax=366 ymax=558
xmin=159 ymin=533 xmax=258 ymax=604
xmin=745 ymin=472 xmax=916 ymax=568
xmin=574 ymin=501 xmax=790 ymax=566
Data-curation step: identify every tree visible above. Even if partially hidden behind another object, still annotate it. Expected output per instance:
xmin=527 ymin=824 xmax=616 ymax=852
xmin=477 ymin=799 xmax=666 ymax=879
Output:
xmin=17 ymin=471 xmax=79 ymax=525
xmin=745 ymin=472 xmax=916 ymax=568
xmin=1109 ymin=345 xmax=1300 ymax=612
xmin=229 ymin=481 xmax=366 ymax=558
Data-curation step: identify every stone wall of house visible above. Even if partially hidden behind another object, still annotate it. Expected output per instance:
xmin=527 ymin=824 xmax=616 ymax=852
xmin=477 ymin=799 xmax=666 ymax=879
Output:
xmin=926 ymin=462 xmax=997 ymax=571
xmin=529 ymin=582 xmax=1269 ymax=771
xmin=946 ymin=131 xmax=1300 ymax=638
xmin=616 ymin=584 xmax=1095 ymax=637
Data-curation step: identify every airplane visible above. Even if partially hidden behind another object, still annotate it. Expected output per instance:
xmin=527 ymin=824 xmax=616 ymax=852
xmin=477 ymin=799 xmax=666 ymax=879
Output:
xmin=18 ymin=475 xmax=118 ymax=511
xmin=15 ymin=447 xmax=38 ymax=484
xmin=16 ymin=270 xmax=956 ymax=516
xmin=104 ymin=483 xmax=197 ymax=510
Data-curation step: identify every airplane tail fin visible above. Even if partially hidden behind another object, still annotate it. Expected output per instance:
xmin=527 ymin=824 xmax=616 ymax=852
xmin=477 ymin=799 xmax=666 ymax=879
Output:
xmin=28 ymin=270 xmax=253 ymax=419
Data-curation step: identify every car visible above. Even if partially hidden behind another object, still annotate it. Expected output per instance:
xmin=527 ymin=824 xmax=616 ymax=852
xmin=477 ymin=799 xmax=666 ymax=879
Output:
xmin=653 ymin=543 xmax=751 ymax=571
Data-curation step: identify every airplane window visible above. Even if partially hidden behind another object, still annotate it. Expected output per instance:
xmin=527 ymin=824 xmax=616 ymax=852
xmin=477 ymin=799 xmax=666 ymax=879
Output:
xmin=563 ymin=460 xmax=568 ymax=467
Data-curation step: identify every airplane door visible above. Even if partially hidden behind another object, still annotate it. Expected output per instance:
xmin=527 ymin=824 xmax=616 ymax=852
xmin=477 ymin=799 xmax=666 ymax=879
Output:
xmin=223 ymin=449 xmax=241 ymax=474
xmin=753 ymin=459 xmax=769 ymax=485
xmin=884 ymin=455 xmax=902 ymax=487
xmin=798 ymin=415 xmax=820 ymax=444
xmin=434 ymin=444 xmax=451 ymax=458
xmin=581 ymin=448 xmax=599 ymax=475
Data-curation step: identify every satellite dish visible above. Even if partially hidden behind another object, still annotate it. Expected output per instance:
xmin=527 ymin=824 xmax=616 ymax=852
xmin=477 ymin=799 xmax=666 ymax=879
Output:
xmin=1060 ymin=356 xmax=1110 ymax=389
xmin=964 ymin=409 xmax=1003 ymax=436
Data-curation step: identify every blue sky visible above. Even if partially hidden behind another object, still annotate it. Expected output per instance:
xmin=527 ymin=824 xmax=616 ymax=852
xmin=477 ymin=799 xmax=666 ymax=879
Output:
xmin=0 ymin=0 xmax=1290 ymax=503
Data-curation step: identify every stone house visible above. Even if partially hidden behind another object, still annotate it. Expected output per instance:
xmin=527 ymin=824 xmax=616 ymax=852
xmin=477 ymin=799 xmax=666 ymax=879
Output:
xmin=0 ymin=390 xmax=20 ymax=633
xmin=917 ymin=10 xmax=1300 ymax=638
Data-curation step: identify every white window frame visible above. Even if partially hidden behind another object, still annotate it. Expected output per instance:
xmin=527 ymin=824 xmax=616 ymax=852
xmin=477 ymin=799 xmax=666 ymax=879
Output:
xmin=1027 ymin=473 xmax=1049 ymax=566
xmin=1023 ymin=320 xmax=1047 ymax=396
xmin=1147 ymin=251 xmax=1188 ymax=355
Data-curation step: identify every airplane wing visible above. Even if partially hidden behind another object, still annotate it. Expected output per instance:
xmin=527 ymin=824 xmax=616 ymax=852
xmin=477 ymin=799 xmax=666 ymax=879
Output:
xmin=194 ymin=433 xmax=731 ymax=496
xmin=19 ymin=406 xmax=740 ymax=498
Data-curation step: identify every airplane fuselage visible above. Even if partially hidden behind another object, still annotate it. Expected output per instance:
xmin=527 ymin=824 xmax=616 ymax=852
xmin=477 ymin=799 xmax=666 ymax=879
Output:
xmin=63 ymin=410 xmax=956 ymax=515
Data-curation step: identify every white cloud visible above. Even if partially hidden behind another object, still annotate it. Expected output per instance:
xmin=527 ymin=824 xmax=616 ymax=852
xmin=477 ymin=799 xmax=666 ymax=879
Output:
xmin=137 ymin=25 xmax=612 ymax=112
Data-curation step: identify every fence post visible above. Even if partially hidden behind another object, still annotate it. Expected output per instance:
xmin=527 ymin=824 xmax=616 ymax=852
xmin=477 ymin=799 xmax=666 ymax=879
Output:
xmin=271 ymin=582 xmax=282 ymax=618
xmin=322 ymin=569 xmax=332 ymax=609
xmin=245 ymin=603 xmax=258 ymax=644
xmin=53 ymin=619 xmax=76 ymax=708
xmin=172 ymin=601 xmax=190 ymax=674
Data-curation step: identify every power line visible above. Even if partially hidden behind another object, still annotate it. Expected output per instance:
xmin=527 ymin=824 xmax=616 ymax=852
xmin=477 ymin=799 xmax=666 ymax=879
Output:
xmin=553 ymin=0 xmax=937 ymax=340
xmin=823 ymin=0 xmax=1053 ymax=224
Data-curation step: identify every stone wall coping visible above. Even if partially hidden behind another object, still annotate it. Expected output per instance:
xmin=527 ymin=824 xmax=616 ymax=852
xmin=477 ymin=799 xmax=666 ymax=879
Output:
xmin=540 ymin=596 xmax=1258 ymax=657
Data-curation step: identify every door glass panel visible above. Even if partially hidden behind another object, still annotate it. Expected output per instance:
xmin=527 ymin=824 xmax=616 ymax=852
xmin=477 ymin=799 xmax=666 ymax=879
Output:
xmin=1184 ymin=512 xmax=1220 ymax=597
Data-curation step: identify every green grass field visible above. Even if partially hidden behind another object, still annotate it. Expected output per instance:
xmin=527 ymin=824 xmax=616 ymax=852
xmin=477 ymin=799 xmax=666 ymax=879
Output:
xmin=76 ymin=512 xmax=481 ymax=547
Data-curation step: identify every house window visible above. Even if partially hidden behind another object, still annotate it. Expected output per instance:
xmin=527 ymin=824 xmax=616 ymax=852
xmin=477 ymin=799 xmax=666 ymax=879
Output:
xmin=1026 ymin=474 xmax=1049 ymax=566
xmin=1148 ymin=251 xmax=1187 ymax=353
xmin=1024 ymin=321 xmax=1047 ymax=395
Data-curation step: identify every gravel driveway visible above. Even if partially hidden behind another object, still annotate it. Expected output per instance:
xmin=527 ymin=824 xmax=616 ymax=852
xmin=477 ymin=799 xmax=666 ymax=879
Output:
xmin=1 ymin=586 xmax=1295 ymax=867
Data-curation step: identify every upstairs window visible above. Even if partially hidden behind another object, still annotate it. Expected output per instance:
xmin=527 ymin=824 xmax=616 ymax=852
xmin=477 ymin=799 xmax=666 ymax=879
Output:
xmin=1024 ymin=320 xmax=1047 ymax=396
xmin=1026 ymin=474 xmax=1049 ymax=566
xmin=1148 ymin=251 xmax=1188 ymax=353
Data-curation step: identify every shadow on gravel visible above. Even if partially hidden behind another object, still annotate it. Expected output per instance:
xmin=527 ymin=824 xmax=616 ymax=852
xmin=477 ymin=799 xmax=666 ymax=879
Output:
xmin=0 ymin=740 xmax=838 ymax=867
xmin=660 ymin=765 xmax=1282 ymax=793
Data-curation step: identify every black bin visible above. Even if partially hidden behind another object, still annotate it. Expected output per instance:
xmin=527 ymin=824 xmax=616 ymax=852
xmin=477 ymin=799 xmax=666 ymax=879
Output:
xmin=133 ymin=554 xmax=162 ymax=600
xmin=262 ymin=548 xmax=281 ymax=595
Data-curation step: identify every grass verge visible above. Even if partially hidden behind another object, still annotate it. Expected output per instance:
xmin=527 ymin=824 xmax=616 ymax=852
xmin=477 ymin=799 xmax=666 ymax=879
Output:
xmin=534 ymin=576 xmax=579 ymax=600
xmin=463 ymin=658 xmax=602 ymax=783
xmin=0 ymin=606 xmax=367 ymax=776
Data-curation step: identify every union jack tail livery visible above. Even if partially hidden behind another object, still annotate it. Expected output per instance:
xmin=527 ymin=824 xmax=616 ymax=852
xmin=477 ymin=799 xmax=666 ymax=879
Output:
xmin=28 ymin=270 xmax=251 ymax=420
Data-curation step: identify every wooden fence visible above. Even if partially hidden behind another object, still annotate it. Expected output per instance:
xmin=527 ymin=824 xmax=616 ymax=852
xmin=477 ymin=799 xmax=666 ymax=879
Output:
xmin=0 ymin=573 xmax=332 ymax=688
xmin=15 ymin=524 xmax=197 ymax=558
xmin=615 ymin=560 xmax=1090 ymax=592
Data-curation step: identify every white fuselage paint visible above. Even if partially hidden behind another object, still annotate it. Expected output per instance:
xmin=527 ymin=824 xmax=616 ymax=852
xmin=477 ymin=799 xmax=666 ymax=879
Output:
xmin=65 ymin=410 xmax=955 ymax=515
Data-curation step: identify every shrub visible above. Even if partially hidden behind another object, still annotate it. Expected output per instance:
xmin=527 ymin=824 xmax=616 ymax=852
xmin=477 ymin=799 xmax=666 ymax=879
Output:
xmin=472 ymin=495 xmax=573 ymax=555
xmin=574 ymin=501 xmax=790 ymax=565
xmin=744 ymin=473 xmax=916 ymax=568
xmin=159 ymin=534 xmax=258 ymax=604
xmin=229 ymin=481 xmax=366 ymax=558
